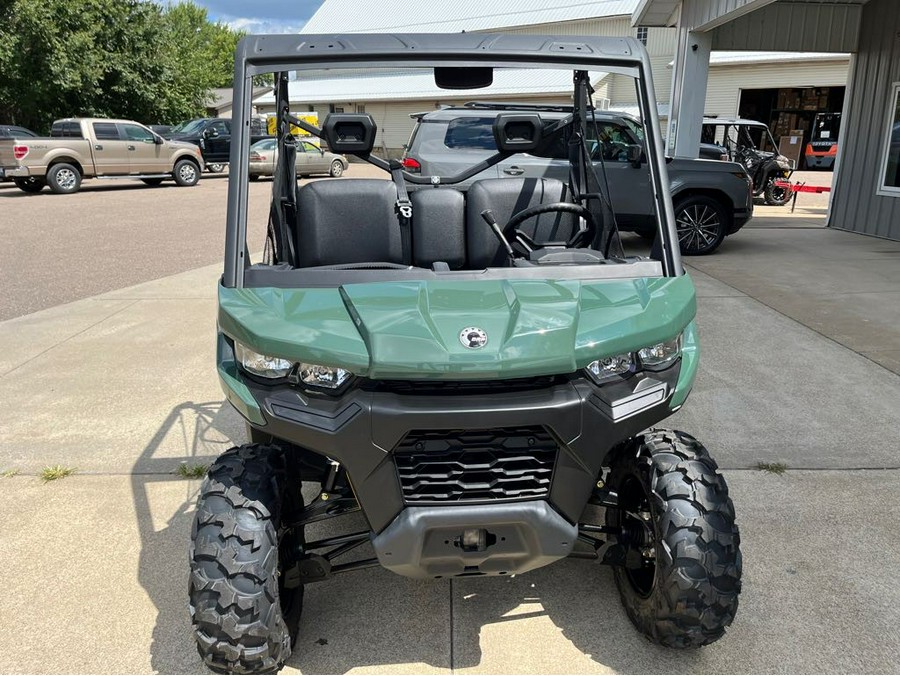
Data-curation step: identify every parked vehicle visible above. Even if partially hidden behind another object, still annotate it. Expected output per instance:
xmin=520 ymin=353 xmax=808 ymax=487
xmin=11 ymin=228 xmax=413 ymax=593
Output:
xmin=189 ymin=33 xmax=742 ymax=675
xmin=403 ymin=104 xmax=754 ymax=255
xmin=0 ymin=124 xmax=38 ymax=138
xmin=248 ymin=137 xmax=348 ymax=179
xmin=700 ymin=117 xmax=794 ymax=206
xmin=164 ymin=117 xmax=271 ymax=171
xmin=0 ymin=118 xmax=204 ymax=194
xmin=805 ymin=112 xmax=841 ymax=170
xmin=148 ymin=124 xmax=175 ymax=137
xmin=0 ymin=125 xmax=39 ymax=183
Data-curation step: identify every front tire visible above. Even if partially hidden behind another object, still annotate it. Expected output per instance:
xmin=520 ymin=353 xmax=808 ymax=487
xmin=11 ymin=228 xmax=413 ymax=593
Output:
xmin=189 ymin=445 xmax=301 ymax=674
xmin=674 ymin=196 xmax=728 ymax=255
xmin=764 ymin=177 xmax=791 ymax=206
xmin=14 ymin=177 xmax=45 ymax=193
xmin=606 ymin=430 xmax=742 ymax=648
xmin=46 ymin=163 xmax=82 ymax=194
xmin=329 ymin=160 xmax=344 ymax=178
xmin=173 ymin=159 xmax=200 ymax=187
xmin=207 ymin=163 xmax=226 ymax=173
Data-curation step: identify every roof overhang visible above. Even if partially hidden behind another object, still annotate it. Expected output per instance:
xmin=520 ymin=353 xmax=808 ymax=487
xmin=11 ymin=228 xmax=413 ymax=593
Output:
xmin=632 ymin=0 xmax=681 ymax=26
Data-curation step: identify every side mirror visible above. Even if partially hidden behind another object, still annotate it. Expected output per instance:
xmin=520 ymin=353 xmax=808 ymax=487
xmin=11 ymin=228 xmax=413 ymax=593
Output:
xmin=493 ymin=114 xmax=542 ymax=153
xmin=205 ymin=128 xmax=219 ymax=138
xmin=322 ymin=113 xmax=377 ymax=155
xmin=148 ymin=136 xmax=161 ymax=145
xmin=627 ymin=144 xmax=644 ymax=168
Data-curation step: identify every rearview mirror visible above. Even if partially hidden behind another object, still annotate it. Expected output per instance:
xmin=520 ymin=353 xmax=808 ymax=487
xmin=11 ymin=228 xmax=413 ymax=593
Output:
xmin=435 ymin=67 xmax=492 ymax=90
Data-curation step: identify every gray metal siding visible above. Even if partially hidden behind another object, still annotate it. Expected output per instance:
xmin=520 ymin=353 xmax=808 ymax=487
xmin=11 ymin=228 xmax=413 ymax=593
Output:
xmin=681 ymin=0 xmax=778 ymax=30
xmin=711 ymin=2 xmax=861 ymax=52
xmin=830 ymin=0 xmax=900 ymax=240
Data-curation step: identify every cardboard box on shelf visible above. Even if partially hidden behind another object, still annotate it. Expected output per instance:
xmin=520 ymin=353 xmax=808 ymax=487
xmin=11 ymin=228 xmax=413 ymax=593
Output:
xmin=777 ymin=89 xmax=790 ymax=109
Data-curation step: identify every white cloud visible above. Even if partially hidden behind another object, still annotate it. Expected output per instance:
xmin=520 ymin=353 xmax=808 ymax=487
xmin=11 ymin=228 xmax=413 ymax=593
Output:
xmin=221 ymin=15 xmax=306 ymax=34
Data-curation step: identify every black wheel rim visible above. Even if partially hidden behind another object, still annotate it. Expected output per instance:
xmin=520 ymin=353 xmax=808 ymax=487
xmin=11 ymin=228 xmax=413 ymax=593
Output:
xmin=770 ymin=182 xmax=788 ymax=202
xmin=676 ymin=204 xmax=720 ymax=253
xmin=615 ymin=473 xmax=658 ymax=598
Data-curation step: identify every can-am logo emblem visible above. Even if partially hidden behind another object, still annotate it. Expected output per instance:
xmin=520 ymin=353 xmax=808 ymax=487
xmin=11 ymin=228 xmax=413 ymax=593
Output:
xmin=459 ymin=326 xmax=488 ymax=349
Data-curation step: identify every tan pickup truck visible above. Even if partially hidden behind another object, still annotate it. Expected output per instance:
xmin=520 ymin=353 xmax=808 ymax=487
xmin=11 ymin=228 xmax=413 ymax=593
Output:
xmin=0 ymin=118 xmax=205 ymax=194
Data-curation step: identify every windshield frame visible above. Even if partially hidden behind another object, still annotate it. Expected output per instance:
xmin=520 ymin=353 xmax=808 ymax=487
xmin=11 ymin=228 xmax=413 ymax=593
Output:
xmin=223 ymin=34 xmax=682 ymax=287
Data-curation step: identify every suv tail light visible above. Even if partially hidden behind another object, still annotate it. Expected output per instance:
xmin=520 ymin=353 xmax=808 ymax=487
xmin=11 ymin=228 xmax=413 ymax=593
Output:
xmin=401 ymin=157 xmax=421 ymax=173
xmin=13 ymin=145 xmax=28 ymax=161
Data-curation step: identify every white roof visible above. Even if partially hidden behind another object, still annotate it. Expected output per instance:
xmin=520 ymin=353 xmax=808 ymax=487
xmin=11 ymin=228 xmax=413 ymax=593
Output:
xmin=301 ymin=0 xmax=641 ymax=34
xmin=256 ymin=69 xmax=606 ymax=104
xmin=607 ymin=102 xmax=671 ymax=119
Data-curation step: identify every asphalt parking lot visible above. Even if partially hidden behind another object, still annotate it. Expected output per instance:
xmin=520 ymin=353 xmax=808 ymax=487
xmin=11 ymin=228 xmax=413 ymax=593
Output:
xmin=1 ymin=166 xmax=899 ymax=673
xmin=0 ymin=166 xmax=386 ymax=321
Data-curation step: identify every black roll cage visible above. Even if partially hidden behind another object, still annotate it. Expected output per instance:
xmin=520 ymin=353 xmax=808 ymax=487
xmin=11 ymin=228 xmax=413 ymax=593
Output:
xmin=224 ymin=34 xmax=683 ymax=286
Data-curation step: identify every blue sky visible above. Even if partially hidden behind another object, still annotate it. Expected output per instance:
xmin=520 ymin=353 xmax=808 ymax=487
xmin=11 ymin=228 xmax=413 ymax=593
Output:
xmin=193 ymin=0 xmax=323 ymax=34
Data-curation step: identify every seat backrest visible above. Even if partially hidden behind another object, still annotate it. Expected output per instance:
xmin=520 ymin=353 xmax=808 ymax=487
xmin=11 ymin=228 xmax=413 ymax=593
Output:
xmin=296 ymin=179 xmax=403 ymax=267
xmin=465 ymin=178 xmax=576 ymax=268
xmin=410 ymin=188 xmax=466 ymax=269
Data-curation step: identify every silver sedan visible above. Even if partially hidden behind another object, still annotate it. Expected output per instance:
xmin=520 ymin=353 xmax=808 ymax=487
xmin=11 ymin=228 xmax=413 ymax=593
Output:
xmin=248 ymin=138 xmax=349 ymax=179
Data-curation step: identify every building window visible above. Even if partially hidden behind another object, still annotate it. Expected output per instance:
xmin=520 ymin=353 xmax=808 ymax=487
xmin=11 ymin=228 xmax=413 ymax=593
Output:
xmin=356 ymin=104 xmax=366 ymax=113
xmin=879 ymin=82 xmax=900 ymax=196
xmin=636 ymin=27 xmax=648 ymax=46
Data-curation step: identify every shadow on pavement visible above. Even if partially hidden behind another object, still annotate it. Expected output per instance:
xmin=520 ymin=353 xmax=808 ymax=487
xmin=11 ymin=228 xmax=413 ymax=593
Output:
xmin=132 ymin=401 xmax=714 ymax=674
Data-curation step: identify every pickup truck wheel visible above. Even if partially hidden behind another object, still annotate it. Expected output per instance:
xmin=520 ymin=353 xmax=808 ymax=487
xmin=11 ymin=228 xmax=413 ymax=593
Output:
xmin=14 ymin=177 xmax=45 ymax=193
xmin=329 ymin=160 xmax=344 ymax=178
xmin=141 ymin=178 xmax=164 ymax=186
xmin=173 ymin=159 xmax=200 ymax=187
xmin=206 ymin=163 xmax=225 ymax=173
xmin=674 ymin=196 xmax=727 ymax=256
xmin=47 ymin=163 xmax=82 ymax=194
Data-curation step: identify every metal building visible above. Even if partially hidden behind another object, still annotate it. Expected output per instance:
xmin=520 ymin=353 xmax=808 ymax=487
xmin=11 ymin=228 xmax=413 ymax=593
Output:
xmin=635 ymin=0 xmax=900 ymax=240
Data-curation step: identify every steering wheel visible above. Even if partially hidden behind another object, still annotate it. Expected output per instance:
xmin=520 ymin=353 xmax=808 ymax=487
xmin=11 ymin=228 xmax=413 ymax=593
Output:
xmin=503 ymin=202 xmax=598 ymax=251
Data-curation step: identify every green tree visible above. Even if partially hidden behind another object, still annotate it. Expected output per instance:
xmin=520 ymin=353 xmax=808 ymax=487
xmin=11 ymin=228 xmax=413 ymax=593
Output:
xmin=0 ymin=0 xmax=255 ymax=132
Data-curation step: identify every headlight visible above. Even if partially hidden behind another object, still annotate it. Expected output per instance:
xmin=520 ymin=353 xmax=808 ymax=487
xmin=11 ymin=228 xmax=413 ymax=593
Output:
xmin=234 ymin=341 xmax=354 ymax=390
xmin=637 ymin=336 xmax=682 ymax=371
xmin=235 ymin=341 xmax=294 ymax=379
xmin=586 ymin=353 xmax=635 ymax=384
xmin=297 ymin=363 xmax=351 ymax=390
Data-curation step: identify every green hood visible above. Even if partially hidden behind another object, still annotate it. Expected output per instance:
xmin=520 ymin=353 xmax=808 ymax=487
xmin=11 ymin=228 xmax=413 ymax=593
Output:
xmin=218 ymin=274 xmax=696 ymax=380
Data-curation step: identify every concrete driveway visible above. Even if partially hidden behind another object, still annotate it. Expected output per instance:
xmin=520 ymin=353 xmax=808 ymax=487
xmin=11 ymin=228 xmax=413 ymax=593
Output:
xmin=0 ymin=212 xmax=898 ymax=672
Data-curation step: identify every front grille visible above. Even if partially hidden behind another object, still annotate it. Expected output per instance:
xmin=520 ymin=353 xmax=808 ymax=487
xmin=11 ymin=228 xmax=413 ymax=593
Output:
xmin=394 ymin=426 xmax=557 ymax=504
xmin=364 ymin=376 xmax=563 ymax=395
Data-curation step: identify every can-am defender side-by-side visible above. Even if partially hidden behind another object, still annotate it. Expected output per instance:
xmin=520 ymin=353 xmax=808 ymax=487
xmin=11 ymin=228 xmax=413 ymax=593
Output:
xmin=189 ymin=34 xmax=742 ymax=674
xmin=700 ymin=117 xmax=795 ymax=206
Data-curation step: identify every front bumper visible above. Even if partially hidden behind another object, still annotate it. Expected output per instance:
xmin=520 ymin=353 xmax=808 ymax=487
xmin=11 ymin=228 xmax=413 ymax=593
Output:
xmin=219 ymin=332 xmax=691 ymax=537
xmin=372 ymin=501 xmax=577 ymax=578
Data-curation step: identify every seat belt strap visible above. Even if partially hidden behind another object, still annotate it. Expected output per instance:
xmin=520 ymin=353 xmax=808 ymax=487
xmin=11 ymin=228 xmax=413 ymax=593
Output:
xmin=390 ymin=160 xmax=413 ymax=265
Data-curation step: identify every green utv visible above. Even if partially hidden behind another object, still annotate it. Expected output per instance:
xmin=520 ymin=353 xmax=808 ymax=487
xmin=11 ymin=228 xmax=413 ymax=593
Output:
xmin=190 ymin=33 xmax=742 ymax=674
